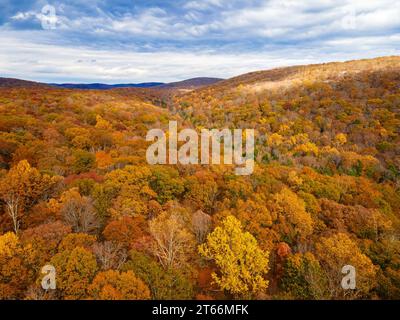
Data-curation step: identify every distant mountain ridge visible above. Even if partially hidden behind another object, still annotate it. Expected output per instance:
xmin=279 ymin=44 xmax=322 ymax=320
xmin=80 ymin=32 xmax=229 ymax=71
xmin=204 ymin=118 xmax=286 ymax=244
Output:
xmin=157 ymin=77 xmax=223 ymax=89
xmin=51 ymin=77 xmax=223 ymax=90
xmin=0 ymin=77 xmax=224 ymax=90
xmin=49 ymin=82 xmax=164 ymax=89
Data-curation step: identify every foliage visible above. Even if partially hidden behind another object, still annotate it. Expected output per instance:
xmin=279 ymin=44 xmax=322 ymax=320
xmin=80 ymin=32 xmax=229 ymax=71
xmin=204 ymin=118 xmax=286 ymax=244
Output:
xmin=199 ymin=216 xmax=269 ymax=298
xmin=0 ymin=57 xmax=400 ymax=299
xmin=123 ymin=250 xmax=194 ymax=299
xmin=88 ymin=270 xmax=150 ymax=300
xmin=50 ymin=246 xmax=98 ymax=299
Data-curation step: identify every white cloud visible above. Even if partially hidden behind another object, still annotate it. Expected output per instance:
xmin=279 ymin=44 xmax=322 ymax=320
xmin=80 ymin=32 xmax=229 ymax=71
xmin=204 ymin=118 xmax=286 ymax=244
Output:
xmin=8 ymin=1 xmax=399 ymax=41
xmin=11 ymin=11 xmax=36 ymax=21
xmin=1 ymin=0 xmax=400 ymax=82
xmin=214 ymin=0 xmax=400 ymax=40
xmin=184 ymin=0 xmax=224 ymax=11
xmin=0 ymin=31 xmax=399 ymax=83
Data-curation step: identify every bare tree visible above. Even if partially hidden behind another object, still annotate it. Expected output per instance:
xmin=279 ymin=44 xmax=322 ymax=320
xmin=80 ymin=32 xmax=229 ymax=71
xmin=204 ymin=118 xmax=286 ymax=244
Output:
xmin=61 ymin=191 xmax=99 ymax=234
xmin=25 ymin=285 xmax=58 ymax=300
xmin=3 ymin=192 xmax=20 ymax=234
xmin=192 ymin=210 xmax=212 ymax=243
xmin=92 ymin=241 xmax=127 ymax=270
xmin=149 ymin=212 xmax=195 ymax=269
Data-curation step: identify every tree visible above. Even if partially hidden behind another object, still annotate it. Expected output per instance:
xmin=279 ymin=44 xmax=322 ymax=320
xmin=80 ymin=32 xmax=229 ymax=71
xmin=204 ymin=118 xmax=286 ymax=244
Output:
xmin=58 ymin=233 xmax=97 ymax=252
xmin=95 ymin=151 xmax=113 ymax=169
xmin=103 ymin=216 xmax=147 ymax=248
xmin=92 ymin=182 xmax=118 ymax=220
xmin=281 ymin=252 xmax=328 ymax=299
xmin=334 ymin=133 xmax=347 ymax=146
xmin=21 ymin=221 xmax=71 ymax=265
xmin=95 ymin=115 xmax=113 ymax=131
xmin=92 ymin=241 xmax=127 ymax=271
xmin=234 ymin=198 xmax=274 ymax=249
xmin=149 ymin=211 xmax=195 ymax=269
xmin=184 ymin=170 xmax=218 ymax=213
xmin=0 ymin=160 xmax=60 ymax=233
xmin=65 ymin=127 xmax=92 ymax=150
xmin=0 ymin=232 xmax=36 ymax=299
xmin=149 ymin=166 xmax=184 ymax=204
xmin=366 ymin=239 xmax=400 ymax=299
xmin=51 ymin=246 xmax=98 ymax=299
xmin=88 ymin=270 xmax=150 ymax=300
xmin=59 ymin=188 xmax=100 ymax=234
xmin=103 ymin=165 xmax=156 ymax=218
xmin=269 ymin=187 xmax=313 ymax=244
xmin=72 ymin=150 xmax=95 ymax=174
xmin=315 ymin=233 xmax=377 ymax=299
xmin=319 ymin=199 xmax=392 ymax=240
xmin=123 ymin=250 xmax=193 ymax=299
xmin=199 ymin=215 xmax=269 ymax=298
xmin=192 ymin=210 xmax=212 ymax=243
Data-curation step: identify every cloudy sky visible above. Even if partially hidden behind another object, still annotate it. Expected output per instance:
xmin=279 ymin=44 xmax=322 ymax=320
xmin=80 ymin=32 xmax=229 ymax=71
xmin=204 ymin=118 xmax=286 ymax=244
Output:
xmin=0 ymin=0 xmax=399 ymax=83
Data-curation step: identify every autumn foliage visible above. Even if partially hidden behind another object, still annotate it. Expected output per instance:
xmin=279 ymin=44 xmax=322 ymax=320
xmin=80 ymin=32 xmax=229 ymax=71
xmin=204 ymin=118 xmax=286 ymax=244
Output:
xmin=0 ymin=57 xmax=400 ymax=299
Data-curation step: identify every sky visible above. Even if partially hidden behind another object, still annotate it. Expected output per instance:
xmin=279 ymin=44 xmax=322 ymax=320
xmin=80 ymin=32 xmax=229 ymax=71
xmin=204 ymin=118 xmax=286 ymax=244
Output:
xmin=0 ymin=0 xmax=399 ymax=83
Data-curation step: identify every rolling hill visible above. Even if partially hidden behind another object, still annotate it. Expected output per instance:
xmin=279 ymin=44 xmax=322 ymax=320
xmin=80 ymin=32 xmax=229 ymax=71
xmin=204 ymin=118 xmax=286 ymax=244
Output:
xmin=0 ymin=77 xmax=51 ymax=88
xmin=0 ymin=56 xmax=399 ymax=300
xmin=157 ymin=77 xmax=223 ymax=90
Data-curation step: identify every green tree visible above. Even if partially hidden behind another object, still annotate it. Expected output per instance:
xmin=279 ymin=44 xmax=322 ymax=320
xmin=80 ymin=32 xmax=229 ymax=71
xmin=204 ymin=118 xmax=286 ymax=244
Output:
xmin=72 ymin=150 xmax=95 ymax=174
xmin=123 ymin=250 xmax=194 ymax=299
xmin=281 ymin=252 xmax=327 ymax=299
xmin=150 ymin=166 xmax=184 ymax=204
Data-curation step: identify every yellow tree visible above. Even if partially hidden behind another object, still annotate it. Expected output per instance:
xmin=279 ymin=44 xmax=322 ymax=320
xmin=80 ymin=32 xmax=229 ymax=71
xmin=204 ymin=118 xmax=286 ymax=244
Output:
xmin=316 ymin=233 xmax=377 ymax=299
xmin=269 ymin=187 xmax=313 ymax=244
xmin=334 ymin=133 xmax=347 ymax=147
xmin=95 ymin=115 xmax=113 ymax=130
xmin=199 ymin=215 xmax=269 ymax=298
xmin=0 ymin=232 xmax=36 ymax=299
xmin=0 ymin=160 xmax=60 ymax=233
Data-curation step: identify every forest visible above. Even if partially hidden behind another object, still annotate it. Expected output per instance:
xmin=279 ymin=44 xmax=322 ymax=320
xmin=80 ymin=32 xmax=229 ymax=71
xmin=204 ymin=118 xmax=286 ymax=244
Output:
xmin=0 ymin=56 xmax=399 ymax=300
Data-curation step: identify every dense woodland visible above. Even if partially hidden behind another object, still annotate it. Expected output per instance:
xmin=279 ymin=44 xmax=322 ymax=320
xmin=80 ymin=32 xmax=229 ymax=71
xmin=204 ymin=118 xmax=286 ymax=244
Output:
xmin=0 ymin=56 xmax=399 ymax=300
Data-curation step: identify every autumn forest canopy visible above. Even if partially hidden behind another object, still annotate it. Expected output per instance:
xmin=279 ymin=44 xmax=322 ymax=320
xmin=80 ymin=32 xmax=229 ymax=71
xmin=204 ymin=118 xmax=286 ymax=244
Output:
xmin=0 ymin=56 xmax=400 ymax=300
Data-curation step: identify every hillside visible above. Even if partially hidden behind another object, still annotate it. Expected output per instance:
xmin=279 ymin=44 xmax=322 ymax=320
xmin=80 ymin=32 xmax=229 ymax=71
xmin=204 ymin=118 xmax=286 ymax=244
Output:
xmin=0 ymin=77 xmax=51 ymax=88
xmin=157 ymin=77 xmax=223 ymax=90
xmin=0 ymin=56 xmax=399 ymax=300
xmin=197 ymin=56 xmax=400 ymax=92
xmin=175 ymin=56 xmax=400 ymax=175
